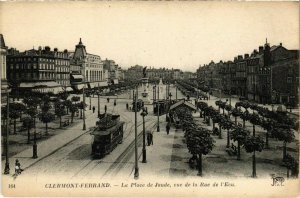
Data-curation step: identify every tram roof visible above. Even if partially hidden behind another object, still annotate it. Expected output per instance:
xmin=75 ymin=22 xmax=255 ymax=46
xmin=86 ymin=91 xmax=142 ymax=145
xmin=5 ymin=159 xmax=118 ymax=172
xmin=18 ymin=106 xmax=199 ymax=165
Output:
xmin=91 ymin=121 xmax=125 ymax=136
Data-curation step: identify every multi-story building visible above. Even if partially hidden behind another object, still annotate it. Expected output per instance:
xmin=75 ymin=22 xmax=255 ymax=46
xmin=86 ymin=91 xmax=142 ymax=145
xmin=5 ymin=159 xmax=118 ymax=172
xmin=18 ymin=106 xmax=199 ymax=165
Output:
xmin=7 ymin=46 xmax=69 ymax=94
xmin=196 ymin=40 xmax=299 ymax=105
xmin=0 ymin=34 xmax=9 ymax=104
xmin=124 ymin=65 xmax=143 ymax=81
xmin=71 ymin=38 xmax=105 ymax=88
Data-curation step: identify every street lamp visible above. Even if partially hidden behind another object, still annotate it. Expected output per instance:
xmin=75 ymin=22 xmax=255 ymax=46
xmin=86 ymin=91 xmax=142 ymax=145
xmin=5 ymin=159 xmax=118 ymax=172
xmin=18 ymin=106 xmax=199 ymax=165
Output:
xmin=4 ymin=90 xmax=10 ymax=174
xmin=134 ymin=85 xmax=139 ymax=179
xmin=98 ymin=83 xmax=100 ymax=117
xmin=140 ymin=107 xmax=147 ymax=163
xmin=82 ymin=84 xmax=86 ymax=130
xmin=33 ymin=115 xmax=38 ymax=159
xmin=89 ymin=91 xmax=92 ymax=110
xmin=157 ymin=85 xmax=160 ymax=132
xmin=175 ymin=81 xmax=178 ymax=101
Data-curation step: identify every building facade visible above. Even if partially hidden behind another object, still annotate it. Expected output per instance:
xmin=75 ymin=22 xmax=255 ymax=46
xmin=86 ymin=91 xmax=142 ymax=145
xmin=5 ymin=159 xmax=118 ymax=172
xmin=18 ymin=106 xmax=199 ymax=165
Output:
xmin=7 ymin=46 xmax=70 ymax=91
xmin=71 ymin=38 xmax=104 ymax=88
xmin=196 ymin=40 xmax=299 ymax=105
xmin=0 ymin=34 xmax=9 ymax=104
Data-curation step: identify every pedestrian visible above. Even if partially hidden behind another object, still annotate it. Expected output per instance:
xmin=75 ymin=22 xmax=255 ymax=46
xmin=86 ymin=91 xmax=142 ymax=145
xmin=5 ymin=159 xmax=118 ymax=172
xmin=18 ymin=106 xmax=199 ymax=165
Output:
xmin=15 ymin=159 xmax=23 ymax=175
xmin=92 ymin=106 xmax=95 ymax=113
xmin=126 ymin=103 xmax=129 ymax=110
xmin=166 ymin=122 xmax=170 ymax=135
xmin=150 ymin=133 xmax=153 ymax=145
xmin=147 ymin=132 xmax=151 ymax=146
xmin=104 ymin=105 xmax=107 ymax=113
xmin=107 ymin=98 xmax=110 ymax=103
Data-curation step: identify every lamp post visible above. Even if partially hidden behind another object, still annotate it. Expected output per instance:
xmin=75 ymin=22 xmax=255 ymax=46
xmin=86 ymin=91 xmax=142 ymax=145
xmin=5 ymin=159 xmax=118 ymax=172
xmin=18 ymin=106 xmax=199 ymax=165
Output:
xmin=32 ymin=116 xmax=38 ymax=159
xmin=229 ymin=89 xmax=232 ymax=106
xmin=4 ymin=91 xmax=10 ymax=174
xmin=89 ymin=91 xmax=92 ymax=110
xmin=82 ymin=85 xmax=86 ymax=130
xmin=134 ymin=85 xmax=139 ymax=179
xmin=141 ymin=108 xmax=147 ymax=163
xmin=157 ymin=85 xmax=160 ymax=132
xmin=175 ymin=81 xmax=178 ymax=101
xmin=98 ymin=83 xmax=100 ymax=117
xmin=153 ymin=84 xmax=156 ymax=111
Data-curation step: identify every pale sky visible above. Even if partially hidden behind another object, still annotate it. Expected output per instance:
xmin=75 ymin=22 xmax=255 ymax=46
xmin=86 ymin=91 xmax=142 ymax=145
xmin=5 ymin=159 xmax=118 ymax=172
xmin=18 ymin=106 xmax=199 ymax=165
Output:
xmin=0 ymin=1 xmax=299 ymax=72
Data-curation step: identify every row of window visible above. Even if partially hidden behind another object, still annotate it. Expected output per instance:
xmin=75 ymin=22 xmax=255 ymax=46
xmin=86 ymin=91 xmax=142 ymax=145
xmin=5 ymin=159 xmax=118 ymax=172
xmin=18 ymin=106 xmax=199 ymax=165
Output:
xmin=9 ymin=63 xmax=71 ymax=70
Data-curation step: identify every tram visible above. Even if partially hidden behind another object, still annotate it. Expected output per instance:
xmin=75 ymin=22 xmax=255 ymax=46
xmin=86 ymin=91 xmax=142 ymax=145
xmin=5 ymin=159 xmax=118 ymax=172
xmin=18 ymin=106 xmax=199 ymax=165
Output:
xmin=91 ymin=113 xmax=125 ymax=159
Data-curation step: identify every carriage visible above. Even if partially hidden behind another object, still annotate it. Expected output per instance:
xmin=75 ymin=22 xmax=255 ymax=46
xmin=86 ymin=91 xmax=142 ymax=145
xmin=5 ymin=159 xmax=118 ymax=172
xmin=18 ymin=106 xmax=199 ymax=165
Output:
xmin=91 ymin=113 xmax=125 ymax=158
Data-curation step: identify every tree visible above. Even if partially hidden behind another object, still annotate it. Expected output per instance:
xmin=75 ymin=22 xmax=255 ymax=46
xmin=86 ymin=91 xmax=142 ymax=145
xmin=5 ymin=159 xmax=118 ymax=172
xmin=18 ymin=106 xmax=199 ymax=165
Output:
xmin=271 ymin=126 xmax=295 ymax=160
xmin=77 ymin=102 xmax=86 ymax=119
xmin=260 ymin=118 xmax=274 ymax=149
xmin=215 ymin=100 xmax=222 ymax=112
xmin=240 ymin=110 xmax=250 ymax=128
xmin=225 ymin=104 xmax=232 ymax=116
xmin=221 ymin=118 xmax=234 ymax=148
xmin=63 ymin=99 xmax=72 ymax=115
xmin=231 ymin=107 xmax=242 ymax=125
xmin=219 ymin=101 xmax=226 ymax=115
xmin=21 ymin=116 xmax=34 ymax=144
xmin=69 ymin=104 xmax=78 ymax=123
xmin=241 ymin=101 xmax=250 ymax=111
xmin=71 ymin=96 xmax=80 ymax=104
xmin=283 ymin=154 xmax=299 ymax=178
xmin=38 ymin=112 xmax=55 ymax=135
xmin=244 ymin=135 xmax=264 ymax=177
xmin=249 ymin=113 xmax=261 ymax=136
xmin=23 ymin=96 xmax=41 ymax=108
xmin=249 ymin=103 xmax=258 ymax=113
xmin=9 ymin=103 xmax=24 ymax=134
xmin=58 ymin=91 xmax=69 ymax=101
xmin=40 ymin=102 xmax=52 ymax=113
xmin=211 ymin=112 xmax=221 ymax=130
xmin=186 ymin=127 xmax=215 ymax=176
xmin=55 ymin=101 xmax=66 ymax=128
xmin=197 ymin=101 xmax=208 ymax=118
xmin=230 ymin=126 xmax=250 ymax=160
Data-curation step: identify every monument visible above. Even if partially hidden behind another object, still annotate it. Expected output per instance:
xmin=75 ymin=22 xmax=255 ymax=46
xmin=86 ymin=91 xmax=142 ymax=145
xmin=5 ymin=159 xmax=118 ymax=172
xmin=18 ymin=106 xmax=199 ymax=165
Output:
xmin=141 ymin=67 xmax=151 ymax=104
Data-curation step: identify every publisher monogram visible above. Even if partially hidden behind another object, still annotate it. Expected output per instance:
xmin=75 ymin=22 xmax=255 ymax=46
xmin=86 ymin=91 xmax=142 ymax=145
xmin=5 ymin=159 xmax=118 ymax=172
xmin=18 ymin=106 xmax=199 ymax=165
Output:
xmin=271 ymin=174 xmax=285 ymax=186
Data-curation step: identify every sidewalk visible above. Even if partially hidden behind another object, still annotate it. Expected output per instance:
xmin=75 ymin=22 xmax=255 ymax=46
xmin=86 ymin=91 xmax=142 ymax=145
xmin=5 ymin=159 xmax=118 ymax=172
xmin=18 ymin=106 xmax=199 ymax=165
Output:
xmin=134 ymin=119 xmax=176 ymax=179
xmin=2 ymin=108 xmax=97 ymax=176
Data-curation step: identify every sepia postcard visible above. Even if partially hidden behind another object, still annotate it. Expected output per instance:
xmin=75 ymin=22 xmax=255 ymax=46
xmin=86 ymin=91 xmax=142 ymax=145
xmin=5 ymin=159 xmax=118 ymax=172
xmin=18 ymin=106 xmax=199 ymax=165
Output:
xmin=0 ymin=1 xmax=299 ymax=197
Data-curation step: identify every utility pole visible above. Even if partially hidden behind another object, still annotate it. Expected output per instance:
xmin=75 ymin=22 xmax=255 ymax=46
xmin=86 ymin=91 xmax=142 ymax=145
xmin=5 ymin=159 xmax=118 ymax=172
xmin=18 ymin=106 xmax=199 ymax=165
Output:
xmin=4 ymin=91 xmax=10 ymax=174
xmin=89 ymin=91 xmax=92 ymax=110
xmin=157 ymin=85 xmax=160 ymax=132
xmin=33 ymin=116 xmax=38 ymax=159
xmin=141 ymin=108 xmax=147 ymax=163
xmin=134 ymin=85 xmax=139 ymax=179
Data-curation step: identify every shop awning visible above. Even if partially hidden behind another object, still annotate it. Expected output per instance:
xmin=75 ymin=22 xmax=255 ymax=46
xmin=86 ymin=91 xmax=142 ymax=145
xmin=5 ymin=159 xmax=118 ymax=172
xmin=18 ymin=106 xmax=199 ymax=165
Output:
xmin=64 ymin=87 xmax=73 ymax=92
xmin=71 ymin=74 xmax=84 ymax=80
xmin=20 ymin=81 xmax=61 ymax=88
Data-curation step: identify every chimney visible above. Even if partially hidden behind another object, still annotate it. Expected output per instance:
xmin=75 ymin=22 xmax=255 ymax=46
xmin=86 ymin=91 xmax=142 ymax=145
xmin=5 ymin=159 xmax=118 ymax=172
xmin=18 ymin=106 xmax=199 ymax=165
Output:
xmin=280 ymin=42 xmax=282 ymax=46
xmin=234 ymin=57 xmax=238 ymax=62
xmin=253 ymin=49 xmax=258 ymax=55
xmin=259 ymin=46 xmax=263 ymax=54
xmin=238 ymin=55 xmax=243 ymax=60
xmin=244 ymin=54 xmax=249 ymax=59
xmin=45 ymin=46 xmax=50 ymax=51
